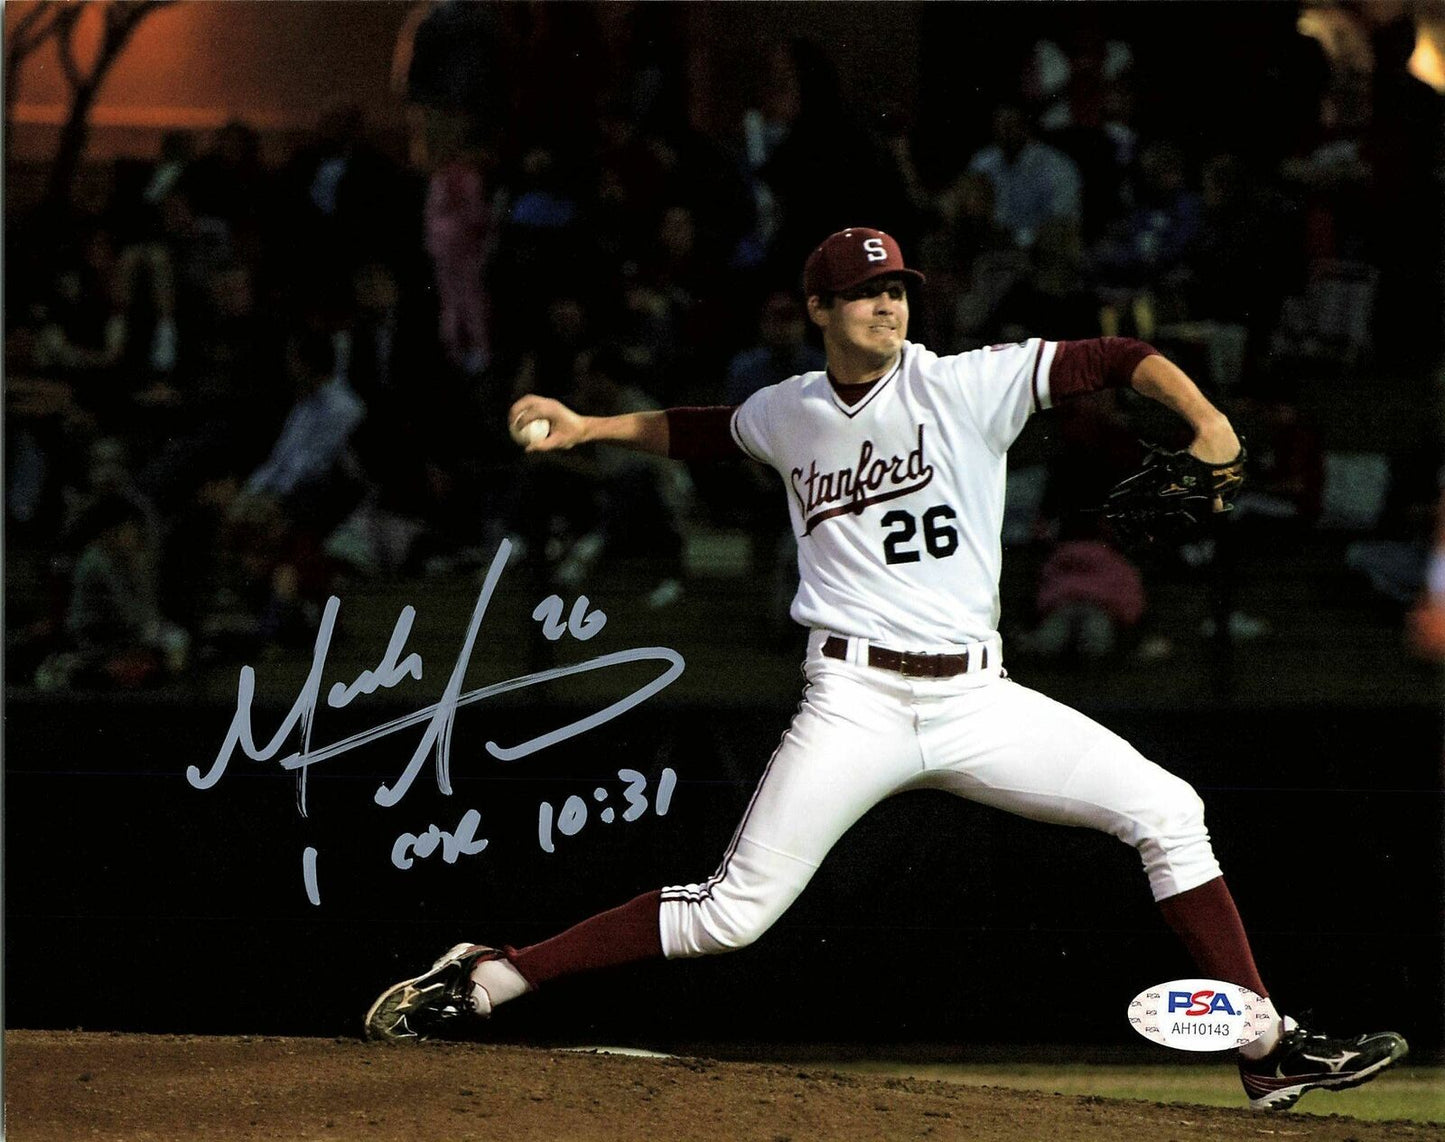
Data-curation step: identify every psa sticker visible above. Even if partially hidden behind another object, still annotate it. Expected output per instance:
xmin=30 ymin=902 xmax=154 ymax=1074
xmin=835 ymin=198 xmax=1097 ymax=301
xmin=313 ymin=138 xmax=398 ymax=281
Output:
xmin=1127 ymin=978 xmax=1269 ymax=1052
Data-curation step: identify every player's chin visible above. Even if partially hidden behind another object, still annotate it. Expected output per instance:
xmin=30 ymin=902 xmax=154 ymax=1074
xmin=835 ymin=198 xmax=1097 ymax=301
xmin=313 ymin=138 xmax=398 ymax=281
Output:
xmin=863 ymin=337 xmax=902 ymax=363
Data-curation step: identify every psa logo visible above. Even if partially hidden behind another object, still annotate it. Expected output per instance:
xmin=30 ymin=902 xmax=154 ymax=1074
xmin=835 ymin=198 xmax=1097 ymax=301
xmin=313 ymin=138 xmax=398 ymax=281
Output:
xmin=1168 ymin=989 xmax=1241 ymax=1017
xmin=1128 ymin=978 xmax=1264 ymax=1053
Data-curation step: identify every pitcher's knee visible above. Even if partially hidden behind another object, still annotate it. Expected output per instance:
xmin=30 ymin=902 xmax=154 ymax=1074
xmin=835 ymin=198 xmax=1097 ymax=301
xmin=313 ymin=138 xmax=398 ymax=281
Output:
xmin=660 ymin=840 xmax=817 ymax=959
xmin=660 ymin=883 xmax=796 ymax=957
xmin=1156 ymin=775 xmax=1209 ymax=837
xmin=1135 ymin=776 xmax=1221 ymax=900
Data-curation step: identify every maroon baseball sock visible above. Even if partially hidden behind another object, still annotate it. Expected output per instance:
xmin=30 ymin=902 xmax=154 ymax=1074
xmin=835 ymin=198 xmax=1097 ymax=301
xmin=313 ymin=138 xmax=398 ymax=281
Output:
xmin=1157 ymin=876 xmax=1268 ymax=997
xmin=507 ymin=888 xmax=665 ymax=989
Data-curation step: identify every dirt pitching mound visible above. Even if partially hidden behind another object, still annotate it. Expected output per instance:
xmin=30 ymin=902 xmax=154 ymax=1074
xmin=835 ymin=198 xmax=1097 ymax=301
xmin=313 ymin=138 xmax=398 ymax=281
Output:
xmin=4 ymin=1031 xmax=1436 ymax=1141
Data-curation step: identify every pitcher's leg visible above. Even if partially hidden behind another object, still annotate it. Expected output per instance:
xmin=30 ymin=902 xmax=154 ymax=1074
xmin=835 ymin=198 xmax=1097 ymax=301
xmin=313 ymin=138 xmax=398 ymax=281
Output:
xmin=660 ymin=661 xmax=920 ymax=956
xmin=438 ymin=661 xmax=915 ymax=1029
xmin=922 ymin=678 xmax=1220 ymax=899
xmin=920 ymin=677 xmax=1277 ymax=1046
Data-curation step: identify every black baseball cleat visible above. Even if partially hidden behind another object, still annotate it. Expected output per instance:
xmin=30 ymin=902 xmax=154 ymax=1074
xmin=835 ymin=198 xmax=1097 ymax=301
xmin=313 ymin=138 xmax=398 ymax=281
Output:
xmin=1239 ymin=1019 xmax=1409 ymax=1110
xmin=364 ymin=943 xmax=504 ymax=1042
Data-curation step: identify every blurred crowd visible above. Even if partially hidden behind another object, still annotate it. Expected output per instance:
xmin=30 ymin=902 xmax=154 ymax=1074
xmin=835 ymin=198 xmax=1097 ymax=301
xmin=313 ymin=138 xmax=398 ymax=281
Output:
xmin=5 ymin=4 xmax=1443 ymax=689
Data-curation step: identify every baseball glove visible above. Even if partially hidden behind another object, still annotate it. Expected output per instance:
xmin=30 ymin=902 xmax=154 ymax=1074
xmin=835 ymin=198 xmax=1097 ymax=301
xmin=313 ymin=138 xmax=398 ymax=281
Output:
xmin=1100 ymin=441 xmax=1246 ymax=547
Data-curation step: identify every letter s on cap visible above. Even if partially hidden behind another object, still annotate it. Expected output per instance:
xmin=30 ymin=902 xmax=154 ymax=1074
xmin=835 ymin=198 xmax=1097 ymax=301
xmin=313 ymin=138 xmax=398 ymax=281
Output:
xmin=863 ymin=237 xmax=887 ymax=262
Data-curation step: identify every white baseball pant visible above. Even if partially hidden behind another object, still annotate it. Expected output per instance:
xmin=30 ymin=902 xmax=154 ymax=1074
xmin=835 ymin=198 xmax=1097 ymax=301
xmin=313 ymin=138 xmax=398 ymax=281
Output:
xmin=659 ymin=630 xmax=1221 ymax=958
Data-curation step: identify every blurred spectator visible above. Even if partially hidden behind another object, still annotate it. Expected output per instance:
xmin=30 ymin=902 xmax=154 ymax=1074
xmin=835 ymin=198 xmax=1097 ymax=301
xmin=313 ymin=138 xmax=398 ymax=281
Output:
xmin=1363 ymin=14 xmax=1444 ymax=368
xmin=516 ymin=344 xmax=691 ymax=606
xmin=279 ymin=104 xmax=411 ymax=313
xmin=181 ymin=120 xmax=269 ymax=252
xmin=623 ymin=203 xmax=729 ymax=398
xmin=1028 ymin=33 xmax=1138 ymax=241
xmin=171 ymin=332 xmax=370 ymax=655
xmin=724 ymin=291 xmax=825 ymax=405
xmin=1146 ymin=152 xmax=1282 ymax=401
xmin=136 ymin=260 xmax=286 ymax=514
xmin=188 ymin=260 xmax=271 ymax=399
xmin=510 ymin=293 xmax=592 ymax=400
xmin=207 ymin=491 xmax=331 ymax=655
xmin=28 ymin=222 xmax=178 ymax=418
xmin=631 ymin=74 xmax=756 ymax=287
xmin=1346 ymin=444 xmax=1445 ymax=610
xmin=1183 ymin=154 xmax=1289 ymax=339
xmin=1090 ymin=141 xmax=1202 ymax=305
xmin=29 ymin=225 xmax=126 ymax=378
xmin=917 ymin=171 xmax=1022 ymax=347
xmin=424 ymin=153 xmax=494 ymax=378
xmin=11 ymin=434 xmax=157 ymax=676
xmin=61 ymin=437 xmax=159 ymax=545
xmin=1039 ymin=386 xmax=1142 ymax=525
xmin=1016 ymin=538 xmax=1145 ymax=662
xmin=738 ymin=42 xmax=800 ymax=258
xmin=36 ymin=494 xmax=188 ymax=691
xmin=1226 ymin=382 xmax=1325 ymax=533
xmin=935 ymin=171 xmax=1016 ymax=266
xmin=424 ymin=121 xmax=494 ymax=375
xmin=240 ymin=328 xmax=366 ymax=529
xmin=753 ymin=38 xmax=918 ymax=276
xmin=967 ymin=103 xmax=1082 ymax=250
xmin=692 ymin=290 xmax=813 ymax=634
xmin=330 ymin=258 xmax=484 ymax=575
xmin=340 ymin=260 xmax=407 ymax=399
xmin=492 ymin=147 xmax=585 ymax=357
xmin=876 ymin=101 xmax=934 ymax=226
xmin=5 ymin=363 xmax=95 ymax=543
xmin=114 ymin=241 xmax=179 ymax=382
xmin=994 ymin=215 xmax=1100 ymax=342
xmin=611 ymin=270 xmax=689 ymax=404
xmin=155 ymin=474 xmax=236 ymax=644
xmin=589 ymin=101 xmax=659 ymax=269
xmin=1279 ymin=72 xmax=1373 ymax=264
xmin=1027 ymin=33 xmax=1134 ymax=135
xmin=143 ymin=183 xmax=237 ymax=373
xmin=143 ymin=130 xmax=196 ymax=208
xmin=650 ymin=202 xmax=706 ymax=298
xmin=400 ymin=0 xmax=511 ymax=130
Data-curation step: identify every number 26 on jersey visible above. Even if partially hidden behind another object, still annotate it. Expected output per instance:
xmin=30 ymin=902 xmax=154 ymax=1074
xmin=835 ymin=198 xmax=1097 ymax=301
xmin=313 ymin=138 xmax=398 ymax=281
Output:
xmin=881 ymin=505 xmax=959 ymax=565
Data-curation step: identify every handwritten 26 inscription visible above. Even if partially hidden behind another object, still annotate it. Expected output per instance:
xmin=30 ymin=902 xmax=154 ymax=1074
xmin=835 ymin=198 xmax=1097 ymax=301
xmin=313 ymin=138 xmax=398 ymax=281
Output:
xmin=190 ymin=540 xmax=686 ymax=904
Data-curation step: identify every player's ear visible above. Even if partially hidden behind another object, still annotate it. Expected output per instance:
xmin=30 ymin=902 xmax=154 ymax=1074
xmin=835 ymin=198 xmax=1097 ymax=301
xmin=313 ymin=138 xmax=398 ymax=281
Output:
xmin=806 ymin=294 xmax=831 ymax=329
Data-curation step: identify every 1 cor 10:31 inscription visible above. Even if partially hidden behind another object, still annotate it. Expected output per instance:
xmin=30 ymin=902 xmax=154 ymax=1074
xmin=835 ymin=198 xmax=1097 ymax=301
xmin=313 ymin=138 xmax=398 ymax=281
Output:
xmin=540 ymin=767 xmax=678 ymax=853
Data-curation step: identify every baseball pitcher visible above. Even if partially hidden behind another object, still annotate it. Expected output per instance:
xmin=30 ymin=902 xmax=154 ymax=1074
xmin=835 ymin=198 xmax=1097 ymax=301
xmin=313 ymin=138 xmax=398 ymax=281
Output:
xmin=367 ymin=228 xmax=1407 ymax=1112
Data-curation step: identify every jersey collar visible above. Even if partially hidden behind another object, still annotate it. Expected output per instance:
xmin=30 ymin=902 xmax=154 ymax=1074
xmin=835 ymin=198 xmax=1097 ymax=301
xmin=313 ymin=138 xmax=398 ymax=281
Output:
xmin=826 ymin=346 xmax=905 ymax=419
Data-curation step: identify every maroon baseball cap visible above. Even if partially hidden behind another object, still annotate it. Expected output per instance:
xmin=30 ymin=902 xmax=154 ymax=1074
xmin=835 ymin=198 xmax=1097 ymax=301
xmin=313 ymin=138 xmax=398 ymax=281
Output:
xmin=803 ymin=227 xmax=925 ymax=296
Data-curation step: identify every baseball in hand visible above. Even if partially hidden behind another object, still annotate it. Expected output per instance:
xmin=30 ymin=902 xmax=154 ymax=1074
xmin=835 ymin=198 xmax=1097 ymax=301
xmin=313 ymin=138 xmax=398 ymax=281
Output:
xmin=512 ymin=417 xmax=550 ymax=446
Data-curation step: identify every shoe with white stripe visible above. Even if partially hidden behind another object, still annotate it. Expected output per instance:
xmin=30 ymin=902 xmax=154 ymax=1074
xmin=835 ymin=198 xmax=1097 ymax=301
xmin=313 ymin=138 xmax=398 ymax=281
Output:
xmin=1239 ymin=1018 xmax=1409 ymax=1110
xmin=364 ymin=943 xmax=502 ymax=1042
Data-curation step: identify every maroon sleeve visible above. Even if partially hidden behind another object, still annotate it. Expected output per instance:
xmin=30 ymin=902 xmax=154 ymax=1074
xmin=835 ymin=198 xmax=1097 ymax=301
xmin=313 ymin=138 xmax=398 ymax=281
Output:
xmin=1049 ymin=338 xmax=1158 ymax=402
xmin=664 ymin=405 xmax=744 ymax=462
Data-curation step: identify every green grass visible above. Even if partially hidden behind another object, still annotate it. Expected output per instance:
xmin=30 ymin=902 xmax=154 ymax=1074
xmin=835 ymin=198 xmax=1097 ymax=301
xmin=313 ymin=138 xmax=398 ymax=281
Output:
xmin=831 ymin=1061 xmax=1445 ymax=1124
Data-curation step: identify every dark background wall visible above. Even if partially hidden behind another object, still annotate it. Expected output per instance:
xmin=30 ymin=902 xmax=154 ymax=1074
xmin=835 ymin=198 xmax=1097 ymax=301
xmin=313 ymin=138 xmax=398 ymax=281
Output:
xmin=8 ymin=691 xmax=1440 ymax=1052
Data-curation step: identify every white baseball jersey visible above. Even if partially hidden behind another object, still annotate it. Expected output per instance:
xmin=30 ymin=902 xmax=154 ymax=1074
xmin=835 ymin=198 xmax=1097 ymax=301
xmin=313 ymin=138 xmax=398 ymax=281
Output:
xmin=730 ymin=338 xmax=1060 ymax=648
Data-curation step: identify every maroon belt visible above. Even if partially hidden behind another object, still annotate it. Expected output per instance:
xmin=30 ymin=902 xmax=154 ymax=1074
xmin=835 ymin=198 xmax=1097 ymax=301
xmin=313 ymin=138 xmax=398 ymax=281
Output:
xmin=821 ymin=635 xmax=985 ymax=679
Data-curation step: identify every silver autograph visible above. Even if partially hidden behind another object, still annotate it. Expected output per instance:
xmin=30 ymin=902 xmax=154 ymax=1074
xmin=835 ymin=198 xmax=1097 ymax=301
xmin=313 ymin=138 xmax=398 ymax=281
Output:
xmin=188 ymin=539 xmax=686 ymax=816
